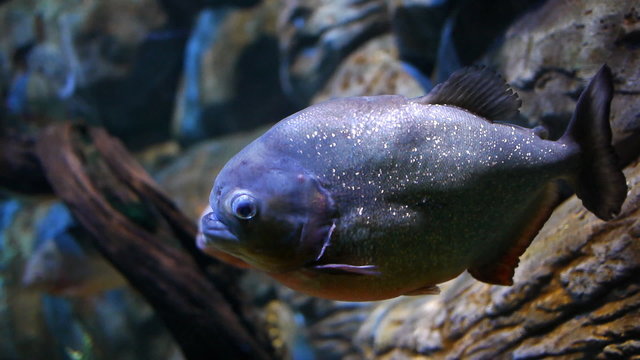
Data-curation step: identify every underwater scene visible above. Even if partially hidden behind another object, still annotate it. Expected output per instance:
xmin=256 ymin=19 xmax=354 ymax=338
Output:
xmin=1 ymin=0 xmax=639 ymax=359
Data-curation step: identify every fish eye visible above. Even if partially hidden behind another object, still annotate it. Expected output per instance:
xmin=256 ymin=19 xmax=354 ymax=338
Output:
xmin=231 ymin=193 xmax=258 ymax=220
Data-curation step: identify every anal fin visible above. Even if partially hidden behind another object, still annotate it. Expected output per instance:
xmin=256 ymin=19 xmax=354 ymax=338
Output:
xmin=468 ymin=184 xmax=560 ymax=285
xmin=403 ymin=285 xmax=441 ymax=296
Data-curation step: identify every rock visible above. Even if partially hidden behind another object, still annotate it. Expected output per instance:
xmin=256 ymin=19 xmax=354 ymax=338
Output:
xmin=0 ymin=0 xmax=168 ymax=101
xmin=354 ymin=159 xmax=640 ymax=359
xmin=448 ymin=0 xmax=544 ymax=66
xmin=312 ymin=34 xmax=426 ymax=104
xmin=75 ymin=0 xmax=168 ymax=83
xmin=389 ymin=0 xmax=544 ymax=82
xmin=247 ymin=277 xmax=378 ymax=360
xmin=388 ymin=0 xmax=456 ymax=78
xmin=278 ymin=0 xmax=389 ymax=105
xmin=261 ymin=299 xmax=314 ymax=360
xmin=267 ymin=279 xmax=377 ymax=360
xmin=488 ymin=0 xmax=640 ymax=164
xmin=76 ymin=0 xmax=186 ymax=149
xmin=133 ymin=140 xmax=181 ymax=174
xmin=172 ymin=8 xmax=227 ymax=144
xmin=77 ymin=32 xmax=186 ymax=149
xmin=306 ymin=301 xmax=377 ymax=360
xmin=0 ymin=0 xmax=186 ymax=149
xmin=172 ymin=0 xmax=296 ymax=144
xmin=157 ymin=0 xmax=263 ymax=28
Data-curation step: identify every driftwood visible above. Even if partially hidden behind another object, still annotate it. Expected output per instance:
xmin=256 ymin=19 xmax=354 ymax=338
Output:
xmin=20 ymin=123 xmax=276 ymax=360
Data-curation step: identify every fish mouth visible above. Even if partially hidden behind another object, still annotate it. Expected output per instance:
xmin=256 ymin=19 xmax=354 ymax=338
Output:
xmin=198 ymin=211 xmax=239 ymax=250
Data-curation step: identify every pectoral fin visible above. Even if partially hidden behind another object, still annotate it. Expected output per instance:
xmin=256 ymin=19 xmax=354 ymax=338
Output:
xmin=312 ymin=264 xmax=381 ymax=276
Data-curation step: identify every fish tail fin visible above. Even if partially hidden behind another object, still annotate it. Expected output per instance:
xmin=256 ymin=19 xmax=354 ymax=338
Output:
xmin=560 ymin=64 xmax=626 ymax=220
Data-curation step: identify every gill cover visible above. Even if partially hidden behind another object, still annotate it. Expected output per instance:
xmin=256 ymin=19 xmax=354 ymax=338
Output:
xmin=285 ymin=173 xmax=338 ymax=269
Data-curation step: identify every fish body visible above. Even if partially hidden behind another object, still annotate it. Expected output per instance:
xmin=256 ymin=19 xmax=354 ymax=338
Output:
xmin=200 ymin=66 xmax=626 ymax=301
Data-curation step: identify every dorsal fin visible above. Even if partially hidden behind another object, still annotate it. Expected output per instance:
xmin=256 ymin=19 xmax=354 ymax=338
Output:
xmin=415 ymin=66 xmax=522 ymax=121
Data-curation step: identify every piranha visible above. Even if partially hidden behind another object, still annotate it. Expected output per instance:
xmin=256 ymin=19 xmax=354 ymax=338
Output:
xmin=198 ymin=65 xmax=626 ymax=301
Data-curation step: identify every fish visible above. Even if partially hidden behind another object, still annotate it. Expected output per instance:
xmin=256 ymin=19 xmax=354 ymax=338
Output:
xmin=198 ymin=65 xmax=627 ymax=301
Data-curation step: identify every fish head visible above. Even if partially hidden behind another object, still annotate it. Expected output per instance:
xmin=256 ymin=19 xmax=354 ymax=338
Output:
xmin=200 ymin=153 xmax=336 ymax=273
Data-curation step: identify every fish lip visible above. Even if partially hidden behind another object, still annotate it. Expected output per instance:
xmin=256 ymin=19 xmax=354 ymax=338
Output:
xmin=199 ymin=211 xmax=239 ymax=249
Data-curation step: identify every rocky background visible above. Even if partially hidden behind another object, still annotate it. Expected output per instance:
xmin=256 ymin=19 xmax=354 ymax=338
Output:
xmin=0 ymin=0 xmax=639 ymax=359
